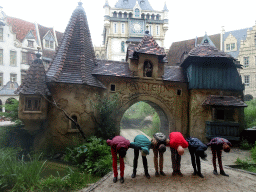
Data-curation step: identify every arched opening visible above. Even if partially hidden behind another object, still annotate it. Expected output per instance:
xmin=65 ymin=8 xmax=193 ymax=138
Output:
xmin=5 ymin=98 xmax=16 ymax=113
xmin=141 ymin=13 xmax=145 ymax=19
xmin=71 ymin=115 xmax=78 ymax=129
xmin=129 ymin=12 xmax=133 ymax=18
xmin=120 ymin=100 xmax=170 ymax=137
xmin=151 ymin=14 xmax=155 ymax=20
xmin=146 ymin=13 xmax=150 ymax=20
xmin=144 ymin=60 xmax=153 ymax=77
xmin=156 ymin=14 xmax=160 ymax=20
xmin=113 ymin=11 xmax=117 ymax=18
xmin=124 ymin=12 xmax=127 ymax=18
xmin=118 ymin=12 xmax=122 ymax=18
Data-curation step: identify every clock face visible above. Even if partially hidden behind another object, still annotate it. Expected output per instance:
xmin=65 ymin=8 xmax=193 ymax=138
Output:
xmin=130 ymin=20 xmax=144 ymax=35
xmin=133 ymin=23 xmax=141 ymax=33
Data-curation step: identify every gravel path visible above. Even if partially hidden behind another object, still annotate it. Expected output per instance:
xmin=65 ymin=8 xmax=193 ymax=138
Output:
xmin=79 ymin=129 xmax=256 ymax=192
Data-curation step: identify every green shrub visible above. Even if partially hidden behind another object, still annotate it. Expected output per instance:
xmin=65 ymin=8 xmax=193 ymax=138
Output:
xmin=141 ymin=113 xmax=160 ymax=137
xmin=0 ymin=98 xmax=22 ymax=125
xmin=251 ymin=142 xmax=256 ymax=162
xmin=244 ymin=99 xmax=256 ymax=128
xmin=64 ymin=136 xmax=112 ymax=177
xmin=0 ymin=148 xmax=46 ymax=191
xmin=240 ymin=139 xmax=254 ymax=150
xmin=92 ymin=93 xmax=120 ymax=139
xmin=235 ymin=157 xmax=251 ymax=168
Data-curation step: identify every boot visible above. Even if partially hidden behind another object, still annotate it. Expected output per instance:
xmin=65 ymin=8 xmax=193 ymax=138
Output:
xmin=131 ymin=169 xmax=136 ymax=178
xmin=120 ymin=177 xmax=124 ymax=183
xmin=155 ymin=171 xmax=160 ymax=177
xmin=113 ymin=177 xmax=117 ymax=183
xmin=220 ymin=170 xmax=229 ymax=177
xmin=213 ymin=169 xmax=218 ymax=175
xmin=145 ymin=171 xmax=151 ymax=179
xmin=160 ymin=171 xmax=166 ymax=176
xmin=197 ymin=172 xmax=204 ymax=178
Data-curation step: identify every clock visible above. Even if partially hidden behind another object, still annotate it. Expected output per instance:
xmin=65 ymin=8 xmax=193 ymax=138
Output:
xmin=129 ymin=19 xmax=144 ymax=35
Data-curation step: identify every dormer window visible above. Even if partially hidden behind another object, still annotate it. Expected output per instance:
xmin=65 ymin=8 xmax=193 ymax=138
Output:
xmin=140 ymin=0 xmax=145 ymax=4
xmin=28 ymin=40 xmax=34 ymax=48
xmin=226 ymin=43 xmax=235 ymax=51
xmin=0 ymin=28 xmax=3 ymax=41
xmin=135 ymin=8 xmax=140 ymax=18
xmin=144 ymin=61 xmax=153 ymax=77
xmin=25 ymin=97 xmax=41 ymax=111
xmin=45 ymin=40 xmax=54 ymax=49
xmin=44 ymin=31 xmax=55 ymax=50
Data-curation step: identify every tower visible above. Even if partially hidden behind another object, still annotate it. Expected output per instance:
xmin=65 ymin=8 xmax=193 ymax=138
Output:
xmin=103 ymin=0 xmax=168 ymax=61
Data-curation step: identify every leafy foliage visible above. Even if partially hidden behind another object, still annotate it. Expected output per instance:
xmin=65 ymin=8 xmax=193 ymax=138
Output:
xmin=92 ymin=93 xmax=120 ymax=139
xmin=244 ymin=99 xmax=256 ymax=128
xmin=0 ymin=98 xmax=22 ymax=125
xmin=141 ymin=113 xmax=160 ymax=137
xmin=240 ymin=139 xmax=254 ymax=150
xmin=251 ymin=142 xmax=256 ymax=162
xmin=64 ymin=136 xmax=112 ymax=177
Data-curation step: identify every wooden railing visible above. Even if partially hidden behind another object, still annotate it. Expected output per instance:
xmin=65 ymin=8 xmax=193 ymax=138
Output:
xmin=206 ymin=121 xmax=240 ymax=141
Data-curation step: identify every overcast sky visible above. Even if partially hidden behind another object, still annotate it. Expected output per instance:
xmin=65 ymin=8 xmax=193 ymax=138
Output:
xmin=1 ymin=0 xmax=256 ymax=49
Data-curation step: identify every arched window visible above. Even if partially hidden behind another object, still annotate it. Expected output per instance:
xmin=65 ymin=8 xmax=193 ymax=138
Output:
xmin=129 ymin=12 xmax=133 ymax=18
xmin=113 ymin=11 xmax=117 ymax=17
xmin=146 ymin=14 xmax=150 ymax=20
xmin=144 ymin=61 xmax=153 ymax=77
xmin=135 ymin=8 xmax=140 ymax=18
xmin=96 ymin=54 xmax=100 ymax=59
xmin=141 ymin=13 xmax=145 ymax=19
xmin=121 ymin=41 xmax=125 ymax=53
xmin=151 ymin=14 xmax=155 ymax=20
xmin=118 ymin=12 xmax=122 ymax=18
xmin=124 ymin=12 xmax=127 ymax=18
xmin=156 ymin=14 xmax=160 ymax=20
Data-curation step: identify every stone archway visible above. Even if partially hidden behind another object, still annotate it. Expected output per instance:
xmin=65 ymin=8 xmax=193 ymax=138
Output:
xmin=115 ymin=94 xmax=176 ymax=137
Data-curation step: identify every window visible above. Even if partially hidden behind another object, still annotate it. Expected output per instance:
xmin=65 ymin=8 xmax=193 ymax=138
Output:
xmin=0 ymin=49 xmax=3 ymax=65
xmin=121 ymin=41 xmax=125 ymax=53
xmin=149 ymin=25 xmax=152 ymax=35
xmin=10 ymin=51 xmax=17 ymax=66
xmin=113 ymin=23 xmax=117 ymax=34
xmin=177 ymin=89 xmax=182 ymax=96
xmin=113 ymin=12 xmax=117 ymax=17
xmin=156 ymin=14 xmax=160 ymax=20
xmin=28 ymin=40 xmax=34 ymax=48
xmin=135 ymin=8 xmax=140 ymax=17
xmin=144 ymin=61 xmax=153 ymax=77
xmin=10 ymin=73 xmax=17 ymax=82
xmin=25 ymin=97 xmax=41 ymax=111
xmin=213 ymin=108 xmax=234 ymax=122
xmin=226 ymin=43 xmax=235 ymax=51
xmin=110 ymin=84 xmax=116 ymax=92
xmin=141 ymin=13 xmax=145 ymax=19
xmin=244 ymin=75 xmax=250 ymax=86
xmin=21 ymin=52 xmax=28 ymax=64
xmin=0 ymin=28 xmax=3 ymax=41
xmin=45 ymin=40 xmax=54 ymax=49
xmin=121 ymin=23 xmax=125 ymax=34
xmin=0 ymin=73 xmax=3 ymax=87
xmin=231 ymin=43 xmax=235 ymax=50
xmin=129 ymin=13 xmax=133 ymax=18
xmin=71 ymin=115 xmax=78 ymax=129
xmin=124 ymin=12 xmax=127 ymax=18
xmin=146 ymin=14 xmax=150 ymax=19
xmin=151 ymin=14 xmax=155 ymax=20
xmin=118 ymin=12 xmax=122 ymax=18
xmin=156 ymin=26 xmax=160 ymax=35
xmin=244 ymin=57 xmax=249 ymax=67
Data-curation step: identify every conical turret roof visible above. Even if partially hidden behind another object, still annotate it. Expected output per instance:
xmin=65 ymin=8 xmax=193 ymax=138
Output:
xmin=15 ymin=52 xmax=51 ymax=96
xmin=46 ymin=2 xmax=104 ymax=88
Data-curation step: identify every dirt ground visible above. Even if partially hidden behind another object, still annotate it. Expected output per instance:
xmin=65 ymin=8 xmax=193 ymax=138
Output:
xmin=79 ymin=130 xmax=256 ymax=192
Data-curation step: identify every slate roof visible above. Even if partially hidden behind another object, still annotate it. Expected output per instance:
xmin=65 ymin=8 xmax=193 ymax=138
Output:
xmin=128 ymin=33 xmax=167 ymax=62
xmin=167 ymin=34 xmax=220 ymax=66
xmin=0 ymin=81 xmax=19 ymax=96
xmin=223 ymin=28 xmax=252 ymax=58
xmin=187 ymin=41 xmax=234 ymax=59
xmin=92 ymin=60 xmax=186 ymax=82
xmin=15 ymin=53 xmax=51 ymax=96
xmin=202 ymin=95 xmax=247 ymax=107
xmin=6 ymin=17 xmax=37 ymax=42
xmin=115 ymin=0 xmax=154 ymax=11
xmin=46 ymin=3 xmax=105 ymax=88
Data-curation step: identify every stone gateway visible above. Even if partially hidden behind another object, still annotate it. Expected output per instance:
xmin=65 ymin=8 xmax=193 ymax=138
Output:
xmin=16 ymin=3 xmax=246 ymax=151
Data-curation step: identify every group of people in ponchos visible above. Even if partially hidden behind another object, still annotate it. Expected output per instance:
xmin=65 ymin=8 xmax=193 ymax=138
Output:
xmin=107 ymin=132 xmax=231 ymax=184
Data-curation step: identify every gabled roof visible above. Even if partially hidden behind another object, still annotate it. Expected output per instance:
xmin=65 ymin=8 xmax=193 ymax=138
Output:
xmin=115 ymin=0 xmax=154 ymax=11
xmin=167 ymin=34 xmax=220 ymax=66
xmin=6 ymin=17 xmax=37 ymax=42
xmin=128 ymin=32 xmax=167 ymax=62
xmin=202 ymin=95 xmax=247 ymax=107
xmin=0 ymin=81 xmax=19 ymax=96
xmin=46 ymin=2 xmax=104 ymax=88
xmin=15 ymin=53 xmax=51 ymax=96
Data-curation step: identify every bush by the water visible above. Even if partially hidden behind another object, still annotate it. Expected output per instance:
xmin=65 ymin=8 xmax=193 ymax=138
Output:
xmin=64 ymin=136 xmax=112 ymax=176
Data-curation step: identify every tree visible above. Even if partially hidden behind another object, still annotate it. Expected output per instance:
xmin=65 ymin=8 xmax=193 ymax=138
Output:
xmin=0 ymin=98 xmax=22 ymax=125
